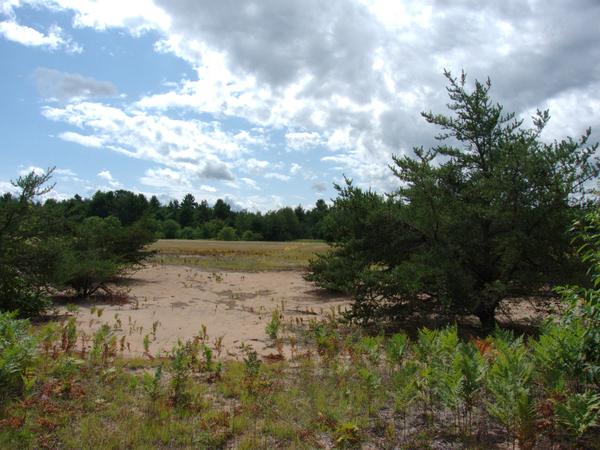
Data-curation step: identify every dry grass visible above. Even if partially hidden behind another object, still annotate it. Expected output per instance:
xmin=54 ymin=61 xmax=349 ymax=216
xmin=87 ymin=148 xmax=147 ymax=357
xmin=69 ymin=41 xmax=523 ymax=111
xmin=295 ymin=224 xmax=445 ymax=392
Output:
xmin=148 ymin=239 xmax=330 ymax=271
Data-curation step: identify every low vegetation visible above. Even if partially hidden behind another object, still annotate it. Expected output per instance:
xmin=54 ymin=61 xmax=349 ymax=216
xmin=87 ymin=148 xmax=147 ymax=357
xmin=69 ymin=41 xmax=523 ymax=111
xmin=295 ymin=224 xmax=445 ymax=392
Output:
xmin=150 ymin=239 xmax=329 ymax=271
xmin=1 ymin=256 xmax=599 ymax=448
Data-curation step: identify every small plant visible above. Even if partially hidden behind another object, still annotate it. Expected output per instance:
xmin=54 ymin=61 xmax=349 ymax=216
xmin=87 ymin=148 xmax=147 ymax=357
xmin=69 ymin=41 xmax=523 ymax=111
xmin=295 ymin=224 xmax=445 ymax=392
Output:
xmin=334 ymin=421 xmax=361 ymax=448
xmin=143 ymin=334 xmax=151 ymax=356
xmin=243 ymin=349 xmax=262 ymax=394
xmin=39 ymin=322 xmax=59 ymax=355
xmin=169 ymin=343 xmax=191 ymax=406
xmin=486 ymin=334 xmax=537 ymax=450
xmin=385 ymin=332 xmax=408 ymax=366
xmin=142 ymin=364 xmax=163 ymax=403
xmin=265 ymin=310 xmax=281 ymax=340
xmin=151 ymin=320 xmax=160 ymax=339
xmin=554 ymin=391 xmax=600 ymax=439
xmin=89 ymin=324 xmax=113 ymax=366
xmin=202 ymin=344 xmax=213 ymax=372
xmin=213 ymin=335 xmax=224 ymax=357
xmin=61 ymin=317 xmax=78 ymax=353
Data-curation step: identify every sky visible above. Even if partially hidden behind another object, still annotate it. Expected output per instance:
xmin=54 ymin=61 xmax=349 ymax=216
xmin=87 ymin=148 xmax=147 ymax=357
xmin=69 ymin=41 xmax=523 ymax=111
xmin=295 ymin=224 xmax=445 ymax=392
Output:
xmin=1 ymin=0 xmax=599 ymax=211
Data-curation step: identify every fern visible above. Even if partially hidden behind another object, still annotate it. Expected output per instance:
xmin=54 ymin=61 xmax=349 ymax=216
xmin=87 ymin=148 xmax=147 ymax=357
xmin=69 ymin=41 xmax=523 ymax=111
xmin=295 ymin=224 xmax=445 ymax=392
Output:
xmin=555 ymin=391 xmax=600 ymax=439
xmin=486 ymin=337 xmax=536 ymax=449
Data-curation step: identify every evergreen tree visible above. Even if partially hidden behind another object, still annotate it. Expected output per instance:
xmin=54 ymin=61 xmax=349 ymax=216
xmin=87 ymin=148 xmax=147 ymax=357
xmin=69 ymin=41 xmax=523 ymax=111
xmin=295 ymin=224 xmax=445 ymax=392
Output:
xmin=308 ymin=71 xmax=599 ymax=328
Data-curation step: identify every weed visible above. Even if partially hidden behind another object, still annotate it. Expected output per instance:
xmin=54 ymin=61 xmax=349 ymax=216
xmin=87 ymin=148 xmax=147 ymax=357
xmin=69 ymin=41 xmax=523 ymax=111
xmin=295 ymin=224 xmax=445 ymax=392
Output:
xmin=169 ymin=342 xmax=191 ymax=406
xmin=265 ymin=309 xmax=281 ymax=339
xmin=142 ymin=364 xmax=163 ymax=403
xmin=334 ymin=421 xmax=361 ymax=448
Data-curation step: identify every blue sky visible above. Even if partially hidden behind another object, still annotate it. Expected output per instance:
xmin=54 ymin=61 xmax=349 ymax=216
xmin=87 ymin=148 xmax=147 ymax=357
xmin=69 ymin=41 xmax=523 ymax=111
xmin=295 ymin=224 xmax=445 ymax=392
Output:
xmin=1 ymin=1 xmax=600 ymax=211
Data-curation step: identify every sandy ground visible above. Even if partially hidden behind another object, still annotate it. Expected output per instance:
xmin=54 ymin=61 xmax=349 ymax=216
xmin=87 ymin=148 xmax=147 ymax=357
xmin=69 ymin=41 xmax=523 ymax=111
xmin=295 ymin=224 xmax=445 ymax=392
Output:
xmin=61 ymin=264 xmax=350 ymax=359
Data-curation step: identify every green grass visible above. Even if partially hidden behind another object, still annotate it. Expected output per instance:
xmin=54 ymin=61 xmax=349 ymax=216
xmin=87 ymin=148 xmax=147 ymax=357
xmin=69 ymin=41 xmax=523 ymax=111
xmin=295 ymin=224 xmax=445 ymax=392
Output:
xmin=148 ymin=239 xmax=330 ymax=271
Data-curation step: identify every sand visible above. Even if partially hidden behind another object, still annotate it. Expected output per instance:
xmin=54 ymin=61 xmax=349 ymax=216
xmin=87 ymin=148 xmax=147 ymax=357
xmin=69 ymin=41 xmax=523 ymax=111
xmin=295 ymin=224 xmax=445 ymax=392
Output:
xmin=61 ymin=264 xmax=350 ymax=359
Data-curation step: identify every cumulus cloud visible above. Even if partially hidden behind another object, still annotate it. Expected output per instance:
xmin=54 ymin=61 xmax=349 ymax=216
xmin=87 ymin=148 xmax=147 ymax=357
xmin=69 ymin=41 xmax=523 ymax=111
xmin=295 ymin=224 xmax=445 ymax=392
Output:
xmin=200 ymin=184 xmax=216 ymax=193
xmin=35 ymin=68 xmax=118 ymax=101
xmin=240 ymin=177 xmax=260 ymax=190
xmin=6 ymin=0 xmax=600 ymax=201
xmin=18 ymin=165 xmax=45 ymax=176
xmin=97 ymin=169 xmax=120 ymax=187
xmin=290 ymin=163 xmax=302 ymax=175
xmin=285 ymin=131 xmax=322 ymax=151
xmin=264 ymin=172 xmax=291 ymax=182
xmin=199 ymin=159 xmax=234 ymax=181
xmin=43 ymin=102 xmax=261 ymax=182
xmin=0 ymin=20 xmax=81 ymax=52
xmin=58 ymin=131 xmax=104 ymax=148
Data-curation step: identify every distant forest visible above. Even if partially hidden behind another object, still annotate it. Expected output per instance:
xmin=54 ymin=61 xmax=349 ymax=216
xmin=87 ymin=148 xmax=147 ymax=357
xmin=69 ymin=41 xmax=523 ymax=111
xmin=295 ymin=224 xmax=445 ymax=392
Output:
xmin=12 ymin=189 xmax=333 ymax=241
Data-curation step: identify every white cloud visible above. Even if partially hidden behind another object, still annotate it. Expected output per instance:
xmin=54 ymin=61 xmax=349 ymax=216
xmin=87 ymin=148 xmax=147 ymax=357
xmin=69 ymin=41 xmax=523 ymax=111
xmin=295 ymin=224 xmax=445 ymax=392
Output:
xmin=5 ymin=0 xmax=600 ymax=200
xmin=0 ymin=21 xmax=81 ymax=52
xmin=240 ymin=177 xmax=260 ymax=190
xmin=290 ymin=163 xmax=302 ymax=175
xmin=264 ymin=172 xmax=291 ymax=182
xmin=200 ymin=184 xmax=216 ymax=193
xmin=58 ymin=131 xmax=104 ymax=148
xmin=97 ymin=169 xmax=120 ymax=187
xmin=18 ymin=165 xmax=45 ymax=176
xmin=54 ymin=168 xmax=77 ymax=177
xmin=285 ymin=131 xmax=322 ymax=151
xmin=43 ymin=101 xmax=261 ymax=183
xmin=242 ymin=158 xmax=270 ymax=172
xmin=0 ymin=181 xmax=18 ymax=195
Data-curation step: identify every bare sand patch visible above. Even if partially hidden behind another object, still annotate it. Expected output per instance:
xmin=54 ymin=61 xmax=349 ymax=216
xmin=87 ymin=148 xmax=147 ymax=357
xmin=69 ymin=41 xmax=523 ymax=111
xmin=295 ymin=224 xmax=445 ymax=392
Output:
xmin=62 ymin=264 xmax=350 ymax=359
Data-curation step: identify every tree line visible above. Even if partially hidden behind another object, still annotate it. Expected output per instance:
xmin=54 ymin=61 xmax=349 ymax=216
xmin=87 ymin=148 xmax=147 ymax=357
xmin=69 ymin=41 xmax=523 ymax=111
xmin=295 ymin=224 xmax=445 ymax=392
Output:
xmin=40 ymin=190 xmax=333 ymax=242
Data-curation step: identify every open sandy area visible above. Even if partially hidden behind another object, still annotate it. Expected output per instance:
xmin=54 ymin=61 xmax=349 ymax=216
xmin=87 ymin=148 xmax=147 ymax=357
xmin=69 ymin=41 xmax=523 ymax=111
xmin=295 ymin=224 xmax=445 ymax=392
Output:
xmin=62 ymin=264 xmax=350 ymax=359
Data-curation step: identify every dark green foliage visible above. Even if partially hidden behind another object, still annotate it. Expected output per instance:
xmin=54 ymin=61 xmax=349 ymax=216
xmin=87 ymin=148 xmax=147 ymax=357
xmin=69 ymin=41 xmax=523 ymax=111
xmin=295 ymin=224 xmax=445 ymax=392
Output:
xmin=0 ymin=169 xmax=55 ymax=316
xmin=161 ymin=219 xmax=180 ymax=239
xmin=1 ymin=169 xmax=156 ymax=314
xmin=216 ymin=226 xmax=238 ymax=241
xmin=0 ymin=312 xmax=37 ymax=399
xmin=308 ymin=71 xmax=599 ymax=327
xmin=53 ymin=216 xmax=155 ymax=297
xmin=27 ymin=187 xmax=332 ymax=243
xmin=556 ymin=208 xmax=600 ymax=382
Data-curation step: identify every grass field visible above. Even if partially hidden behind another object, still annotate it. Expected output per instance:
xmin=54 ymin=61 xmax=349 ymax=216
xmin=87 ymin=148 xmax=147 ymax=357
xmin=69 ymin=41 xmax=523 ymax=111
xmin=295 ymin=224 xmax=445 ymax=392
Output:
xmin=148 ymin=239 xmax=330 ymax=271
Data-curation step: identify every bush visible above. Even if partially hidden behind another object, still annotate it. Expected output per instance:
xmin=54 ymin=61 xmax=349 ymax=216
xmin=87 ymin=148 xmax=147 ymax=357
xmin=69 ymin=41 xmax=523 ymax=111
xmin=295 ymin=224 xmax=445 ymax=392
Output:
xmin=161 ymin=219 xmax=180 ymax=239
xmin=216 ymin=226 xmax=238 ymax=241
xmin=240 ymin=230 xmax=263 ymax=241
xmin=53 ymin=216 xmax=155 ymax=297
xmin=0 ymin=312 xmax=37 ymax=399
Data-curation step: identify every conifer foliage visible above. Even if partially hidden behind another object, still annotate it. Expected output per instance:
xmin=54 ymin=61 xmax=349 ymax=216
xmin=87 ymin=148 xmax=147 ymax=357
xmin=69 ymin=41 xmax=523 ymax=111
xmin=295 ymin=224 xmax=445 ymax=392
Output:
xmin=308 ymin=71 xmax=600 ymax=327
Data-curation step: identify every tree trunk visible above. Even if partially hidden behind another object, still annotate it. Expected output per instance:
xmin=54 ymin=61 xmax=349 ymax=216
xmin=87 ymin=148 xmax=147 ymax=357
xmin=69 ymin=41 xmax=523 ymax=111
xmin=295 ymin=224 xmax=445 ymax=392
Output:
xmin=474 ymin=303 xmax=497 ymax=330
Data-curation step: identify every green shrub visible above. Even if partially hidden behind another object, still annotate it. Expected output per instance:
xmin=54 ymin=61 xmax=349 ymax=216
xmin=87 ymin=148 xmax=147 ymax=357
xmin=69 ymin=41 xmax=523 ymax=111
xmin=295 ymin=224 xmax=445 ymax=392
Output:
xmin=554 ymin=391 xmax=600 ymax=439
xmin=265 ymin=310 xmax=281 ymax=340
xmin=162 ymin=219 xmax=181 ymax=239
xmin=0 ymin=312 xmax=37 ymax=399
xmin=216 ymin=226 xmax=238 ymax=241
xmin=240 ymin=230 xmax=263 ymax=241
xmin=486 ymin=333 xmax=536 ymax=449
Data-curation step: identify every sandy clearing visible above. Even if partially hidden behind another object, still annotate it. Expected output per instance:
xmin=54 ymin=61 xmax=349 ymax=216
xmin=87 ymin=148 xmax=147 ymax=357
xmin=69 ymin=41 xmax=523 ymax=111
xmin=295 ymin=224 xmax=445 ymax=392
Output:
xmin=61 ymin=264 xmax=350 ymax=359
